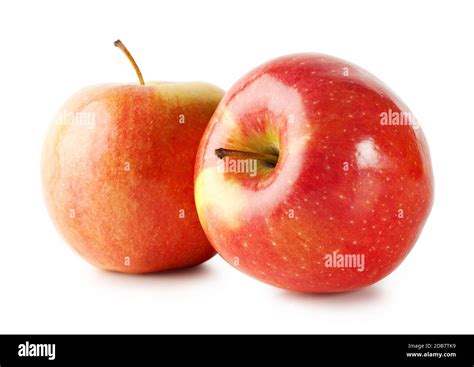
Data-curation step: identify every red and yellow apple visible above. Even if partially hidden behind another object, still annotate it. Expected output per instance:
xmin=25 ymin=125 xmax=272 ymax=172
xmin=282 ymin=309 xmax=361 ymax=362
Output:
xmin=42 ymin=41 xmax=224 ymax=272
xmin=195 ymin=54 xmax=434 ymax=292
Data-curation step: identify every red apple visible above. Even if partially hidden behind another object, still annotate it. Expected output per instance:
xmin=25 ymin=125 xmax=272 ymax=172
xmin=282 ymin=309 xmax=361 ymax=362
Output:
xmin=195 ymin=54 xmax=433 ymax=292
xmin=42 ymin=40 xmax=224 ymax=272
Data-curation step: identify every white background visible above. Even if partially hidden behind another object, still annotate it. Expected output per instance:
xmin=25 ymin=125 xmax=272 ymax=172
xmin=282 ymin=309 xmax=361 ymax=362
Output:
xmin=0 ymin=0 xmax=473 ymax=334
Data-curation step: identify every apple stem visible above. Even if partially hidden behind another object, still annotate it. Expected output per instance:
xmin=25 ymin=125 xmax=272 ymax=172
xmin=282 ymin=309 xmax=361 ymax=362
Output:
xmin=114 ymin=39 xmax=145 ymax=85
xmin=215 ymin=148 xmax=279 ymax=167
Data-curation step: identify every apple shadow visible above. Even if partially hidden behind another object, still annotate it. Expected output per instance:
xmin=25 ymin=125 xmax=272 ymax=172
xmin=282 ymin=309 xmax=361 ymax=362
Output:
xmin=277 ymin=284 xmax=386 ymax=306
xmin=88 ymin=262 xmax=216 ymax=288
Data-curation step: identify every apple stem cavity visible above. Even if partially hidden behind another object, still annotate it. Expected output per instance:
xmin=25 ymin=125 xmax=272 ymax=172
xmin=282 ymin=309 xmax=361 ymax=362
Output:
xmin=114 ymin=39 xmax=145 ymax=85
xmin=215 ymin=148 xmax=279 ymax=168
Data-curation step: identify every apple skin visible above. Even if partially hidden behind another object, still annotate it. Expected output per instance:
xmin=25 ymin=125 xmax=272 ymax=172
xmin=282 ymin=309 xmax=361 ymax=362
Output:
xmin=195 ymin=54 xmax=434 ymax=293
xmin=42 ymin=82 xmax=224 ymax=273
